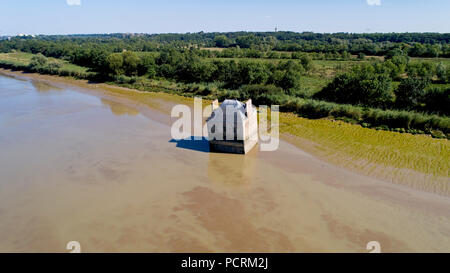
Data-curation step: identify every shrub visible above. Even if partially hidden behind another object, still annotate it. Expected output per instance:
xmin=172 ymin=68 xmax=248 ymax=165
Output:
xmin=421 ymin=87 xmax=449 ymax=116
xmin=29 ymin=53 xmax=48 ymax=69
xmin=239 ymin=84 xmax=286 ymax=105
xmin=315 ymin=64 xmax=394 ymax=108
xmin=395 ymin=77 xmax=430 ymax=109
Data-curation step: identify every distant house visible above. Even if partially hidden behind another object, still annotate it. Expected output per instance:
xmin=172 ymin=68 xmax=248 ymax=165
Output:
xmin=206 ymin=99 xmax=258 ymax=154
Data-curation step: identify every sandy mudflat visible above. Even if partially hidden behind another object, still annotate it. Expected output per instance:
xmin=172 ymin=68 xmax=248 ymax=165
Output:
xmin=0 ymin=70 xmax=449 ymax=252
xmin=2 ymin=68 xmax=448 ymax=195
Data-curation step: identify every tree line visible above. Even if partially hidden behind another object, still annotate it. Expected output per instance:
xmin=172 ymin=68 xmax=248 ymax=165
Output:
xmin=2 ymin=32 xmax=450 ymax=59
xmin=104 ymin=49 xmax=311 ymax=92
xmin=0 ymin=34 xmax=448 ymax=137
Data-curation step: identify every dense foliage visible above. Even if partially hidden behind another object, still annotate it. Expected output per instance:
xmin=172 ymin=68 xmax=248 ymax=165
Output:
xmin=0 ymin=32 xmax=449 ymax=137
xmin=315 ymin=64 xmax=394 ymax=108
xmin=1 ymin=32 xmax=450 ymax=59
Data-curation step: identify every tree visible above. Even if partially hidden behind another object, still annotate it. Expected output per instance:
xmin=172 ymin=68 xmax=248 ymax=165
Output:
xmin=421 ymin=88 xmax=450 ymax=116
xmin=90 ymin=49 xmax=109 ymax=73
xmin=341 ymin=51 xmax=351 ymax=60
xmin=409 ymin=43 xmax=427 ymax=57
xmin=106 ymin=53 xmax=123 ymax=75
xmin=381 ymin=55 xmax=408 ymax=80
xmin=425 ymin=44 xmax=440 ymax=58
xmin=406 ymin=62 xmax=435 ymax=79
xmin=386 ymin=48 xmax=409 ymax=60
xmin=176 ymin=55 xmax=216 ymax=82
xmin=395 ymin=77 xmax=430 ymax=109
xmin=238 ymin=61 xmax=270 ymax=85
xmin=299 ymin=54 xmax=313 ymax=71
xmin=279 ymin=69 xmax=301 ymax=91
xmin=138 ymin=54 xmax=157 ymax=77
xmin=268 ymin=51 xmax=281 ymax=59
xmin=271 ymin=60 xmax=303 ymax=91
xmin=436 ymin=62 xmax=449 ymax=83
xmin=239 ymin=84 xmax=285 ymax=105
xmin=122 ymin=51 xmax=141 ymax=76
xmin=315 ymin=64 xmax=394 ymax=108
xmin=236 ymin=35 xmax=260 ymax=48
xmin=214 ymin=35 xmax=231 ymax=48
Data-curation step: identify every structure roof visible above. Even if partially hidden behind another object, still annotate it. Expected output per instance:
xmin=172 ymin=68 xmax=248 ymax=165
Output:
xmin=220 ymin=99 xmax=246 ymax=115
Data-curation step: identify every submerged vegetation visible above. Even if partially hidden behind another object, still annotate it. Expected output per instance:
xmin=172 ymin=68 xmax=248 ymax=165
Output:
xmin=280 ymin=113 xmax=450 ymax=195
xmin=0 ymin=32 xmax=449 ymax=138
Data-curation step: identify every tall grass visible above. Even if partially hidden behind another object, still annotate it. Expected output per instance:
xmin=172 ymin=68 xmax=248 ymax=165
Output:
xmin=283 ymin=97 xmax=449 ymax=138
xmin=0 ymin=52 xmax=94 ymax=80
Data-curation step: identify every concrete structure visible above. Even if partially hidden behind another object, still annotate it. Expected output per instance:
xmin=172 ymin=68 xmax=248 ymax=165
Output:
xmin=206 ymin=99 xmax=258 ymax=154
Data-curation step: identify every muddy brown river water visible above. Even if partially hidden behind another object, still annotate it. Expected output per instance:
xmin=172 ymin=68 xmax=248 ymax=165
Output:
xmin=0 ymin=73 xmax=449 ymax=252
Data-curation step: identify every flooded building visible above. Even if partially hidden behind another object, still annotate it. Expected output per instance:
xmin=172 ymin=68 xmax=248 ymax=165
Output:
xmin=206 ymin=99 xmax=258 ymax=154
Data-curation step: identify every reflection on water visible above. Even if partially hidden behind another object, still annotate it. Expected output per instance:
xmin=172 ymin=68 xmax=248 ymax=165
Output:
xmin=31 ymin=80 xmax=63 ymax=93
xmin=208 ymin=149 xmax=258 ymax=187
xmin=101 ymin=98 xmax=140 ymax=116
xmin=0 ymin=73 xmax=27 ymax=81
xmin=0 ymin=73 xmax=449 ymax=253
xmin=169 ymin=137 xmax=258 ymax=186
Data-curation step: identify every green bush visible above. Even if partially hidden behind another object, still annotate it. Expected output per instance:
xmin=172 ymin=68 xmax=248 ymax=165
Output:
xmin=395 ymin=77 xmax=430 ymax=109
xmin=238 ymin=84 xmax=286 ymax=105
xmin=315 ymin=64 xmax=394 ymax=108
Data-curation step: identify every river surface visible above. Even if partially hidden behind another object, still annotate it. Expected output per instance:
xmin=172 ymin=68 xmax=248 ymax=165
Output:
xmin=0 ymin=73 xmax=449 ymax=252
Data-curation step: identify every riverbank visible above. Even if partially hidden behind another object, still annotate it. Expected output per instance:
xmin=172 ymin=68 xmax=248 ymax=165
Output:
xmin=1 ymin=71 xmax=450 ymax=253
xmin=1 ymin=68 xmax=449 ymax=196
xmin=2 ymin=51 xmax=449 ymax=140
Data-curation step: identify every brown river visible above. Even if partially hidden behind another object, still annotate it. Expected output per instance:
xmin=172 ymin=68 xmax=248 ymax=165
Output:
xmin=0 ymin=72 xmax=449 ymax=252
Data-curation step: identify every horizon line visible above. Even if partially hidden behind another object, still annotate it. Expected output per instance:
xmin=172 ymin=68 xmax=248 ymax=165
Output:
xmin=2 ymin=30 xmax=450 ymax=37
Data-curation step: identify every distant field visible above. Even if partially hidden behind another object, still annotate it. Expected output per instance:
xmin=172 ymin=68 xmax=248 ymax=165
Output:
xmin=210 ymin=57 xmax=284 ymax=64
xmin=297 ymin=76 xmax=329 ymax=94
xmin=0 ymin=52 xmax=89 ymax=74
xmin=0 ymin=52 xmax=35 ymax=65
xmin=410 ymin=57 xmax=450 ymax=66
xmin=200 ymin=47 xmax=225 ymax=52
xmin=310 ymin=60 xmax=362 ymax=79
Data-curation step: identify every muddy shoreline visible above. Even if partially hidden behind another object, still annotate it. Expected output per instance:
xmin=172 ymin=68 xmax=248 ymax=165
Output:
xmin=1 ymin=70 xmax=450 ymax=252
xmin=0 ymin=68 xmax=448 ymax=197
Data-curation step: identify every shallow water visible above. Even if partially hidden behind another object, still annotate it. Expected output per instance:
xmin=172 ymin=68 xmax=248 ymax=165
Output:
xmin=0 ymin=73 xmax=449 ymax=252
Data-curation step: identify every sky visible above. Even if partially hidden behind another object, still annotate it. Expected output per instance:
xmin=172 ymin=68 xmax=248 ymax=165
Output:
xmin=0 ymin=0 xmax=449 ymax=36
